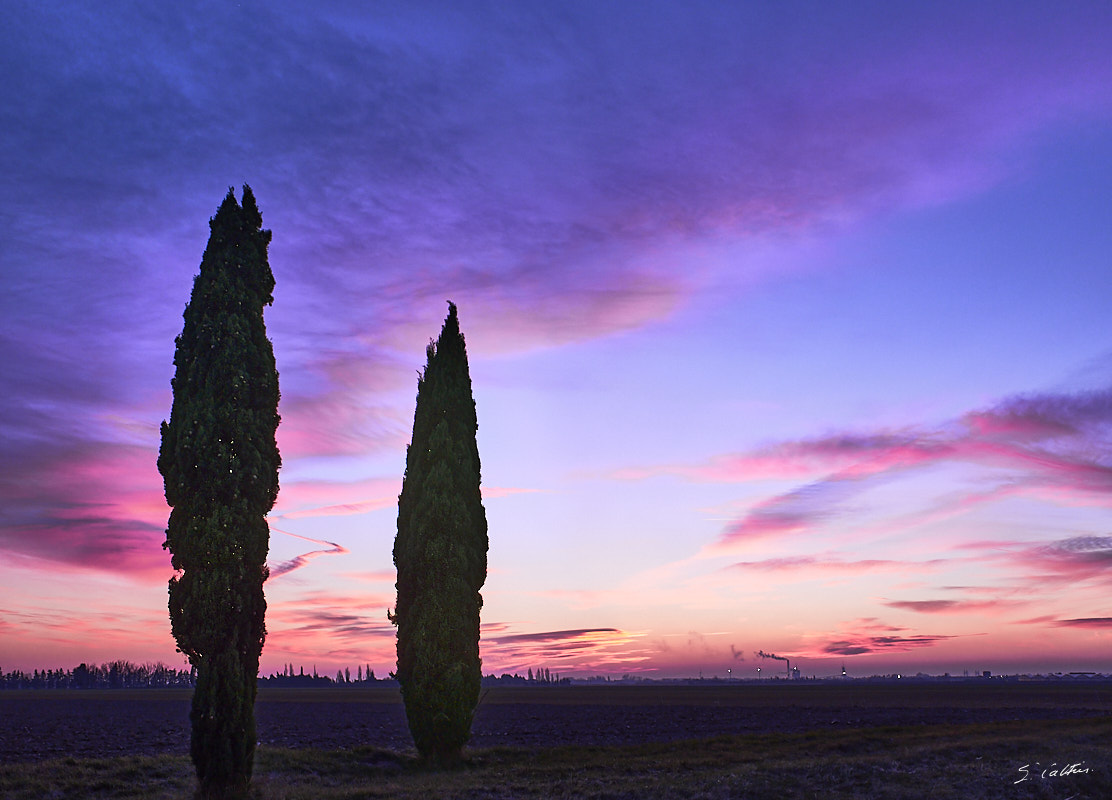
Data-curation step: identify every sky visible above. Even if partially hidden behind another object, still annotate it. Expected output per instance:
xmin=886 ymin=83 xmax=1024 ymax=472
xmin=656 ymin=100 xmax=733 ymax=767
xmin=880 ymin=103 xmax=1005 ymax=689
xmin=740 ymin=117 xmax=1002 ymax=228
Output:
xmin=2 ymin=1 xmax=1112 ymax=680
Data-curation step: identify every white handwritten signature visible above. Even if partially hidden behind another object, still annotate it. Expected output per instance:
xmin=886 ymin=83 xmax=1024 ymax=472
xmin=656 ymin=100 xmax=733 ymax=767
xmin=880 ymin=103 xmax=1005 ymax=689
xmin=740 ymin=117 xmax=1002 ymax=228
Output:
xmin=1014 ymin=760 xmax=1090 ymax=785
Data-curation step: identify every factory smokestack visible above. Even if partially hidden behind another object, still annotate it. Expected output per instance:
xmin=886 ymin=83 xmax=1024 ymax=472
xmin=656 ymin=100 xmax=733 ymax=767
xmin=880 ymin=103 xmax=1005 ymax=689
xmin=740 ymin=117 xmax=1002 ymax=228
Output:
xmin=757 ymin=650 xmax=791 ymax=676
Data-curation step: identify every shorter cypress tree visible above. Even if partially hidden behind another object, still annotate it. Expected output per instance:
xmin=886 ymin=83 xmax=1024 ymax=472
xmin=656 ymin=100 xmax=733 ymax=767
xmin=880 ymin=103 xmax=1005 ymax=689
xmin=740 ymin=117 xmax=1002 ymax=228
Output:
xmin=391 ymin=302 xmax=488 ymax=766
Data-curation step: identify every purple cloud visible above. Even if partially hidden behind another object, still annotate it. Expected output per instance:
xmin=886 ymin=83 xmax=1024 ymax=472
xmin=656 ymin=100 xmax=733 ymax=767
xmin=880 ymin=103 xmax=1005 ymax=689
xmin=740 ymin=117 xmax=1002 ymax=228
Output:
xmin=671 ymin=388 xmax=1112 ymax=549
xmin=1010 ymin=536 xmax=1112 ymax=586
xmin=729 ymin=556 xmax=923 ymax=575
xmin=821 ymin=634 xmax=959 ymax=657
xmin=489 ymin=628 xmax=621 ymax=645
xmin=1055 ymin=618 xmax=1112 ymax=629
xmin=806 ymin=618 xmax=966 ymax=657
xmin=0 ymin=438 xmax=168 ymax=577
xmin=481 ymin=627 xmax=650 ymax=673
xmin=267 ymin=590 xmax=397 ymax=647
xmin=883 ymin=599 xmax=1020 ymax=615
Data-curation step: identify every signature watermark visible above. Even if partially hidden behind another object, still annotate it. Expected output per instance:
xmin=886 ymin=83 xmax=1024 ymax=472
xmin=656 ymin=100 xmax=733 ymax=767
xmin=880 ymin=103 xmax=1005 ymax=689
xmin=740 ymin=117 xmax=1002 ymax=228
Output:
xmin=1014 ymin=760 xmax=1091 ymax=791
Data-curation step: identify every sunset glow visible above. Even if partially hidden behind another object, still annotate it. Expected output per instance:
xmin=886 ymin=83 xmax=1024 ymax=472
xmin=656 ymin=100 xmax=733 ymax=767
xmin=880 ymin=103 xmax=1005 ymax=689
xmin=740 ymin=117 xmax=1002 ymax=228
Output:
xmin=2 ymin=2 xmax=1111 ymax=680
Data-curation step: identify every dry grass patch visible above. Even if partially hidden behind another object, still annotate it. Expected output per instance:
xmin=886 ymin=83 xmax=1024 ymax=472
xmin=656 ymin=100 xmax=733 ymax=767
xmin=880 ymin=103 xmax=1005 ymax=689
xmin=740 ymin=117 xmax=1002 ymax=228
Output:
xmin=2 ymin=716 xmax=1109 ymax=799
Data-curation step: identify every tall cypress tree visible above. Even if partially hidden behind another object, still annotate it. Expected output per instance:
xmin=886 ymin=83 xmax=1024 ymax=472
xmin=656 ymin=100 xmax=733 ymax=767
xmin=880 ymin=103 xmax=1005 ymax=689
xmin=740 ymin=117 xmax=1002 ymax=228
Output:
xmin=158 ymin=186 xmax=280 ymax=800
xmin=392 ymin=302 xmax=488 ymax=766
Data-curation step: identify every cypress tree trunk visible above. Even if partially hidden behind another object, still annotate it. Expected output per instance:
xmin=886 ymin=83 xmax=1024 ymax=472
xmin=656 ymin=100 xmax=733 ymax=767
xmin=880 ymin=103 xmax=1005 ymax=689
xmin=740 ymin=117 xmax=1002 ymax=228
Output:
xmin=392 ymin=302 xmax=488 ymax=766
xmin=158 ymin=186 xmax=280 ymax=799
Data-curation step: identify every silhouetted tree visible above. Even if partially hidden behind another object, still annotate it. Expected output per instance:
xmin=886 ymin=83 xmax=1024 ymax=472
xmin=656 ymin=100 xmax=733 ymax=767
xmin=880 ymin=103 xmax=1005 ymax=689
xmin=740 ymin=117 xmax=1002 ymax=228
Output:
xmin=159 ymin=186 xmax=280 ymax=800
xmin=391 ymin=302 xmax=488 ymax=766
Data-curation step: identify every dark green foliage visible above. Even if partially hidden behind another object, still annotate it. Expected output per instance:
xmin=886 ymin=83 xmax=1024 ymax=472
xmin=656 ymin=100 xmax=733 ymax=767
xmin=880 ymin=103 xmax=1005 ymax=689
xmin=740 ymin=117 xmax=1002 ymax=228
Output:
xmin=392 ymin=302 xmax=488 ymax=766
xmin=158 ymin=186 xmax=280 ymax=799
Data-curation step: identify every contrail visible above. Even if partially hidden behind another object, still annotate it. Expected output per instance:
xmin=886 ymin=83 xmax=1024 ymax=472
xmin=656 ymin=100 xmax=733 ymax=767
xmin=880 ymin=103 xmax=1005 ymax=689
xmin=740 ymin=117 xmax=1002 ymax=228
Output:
xmin=267 ymin=527 xmax=349 ymax=578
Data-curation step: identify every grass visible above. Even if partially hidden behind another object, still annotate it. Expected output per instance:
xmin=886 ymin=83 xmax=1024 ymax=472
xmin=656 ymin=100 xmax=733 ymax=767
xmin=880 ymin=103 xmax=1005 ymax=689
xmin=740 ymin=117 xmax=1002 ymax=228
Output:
xmin=2 ymin=715 xmax=1109 ymax=799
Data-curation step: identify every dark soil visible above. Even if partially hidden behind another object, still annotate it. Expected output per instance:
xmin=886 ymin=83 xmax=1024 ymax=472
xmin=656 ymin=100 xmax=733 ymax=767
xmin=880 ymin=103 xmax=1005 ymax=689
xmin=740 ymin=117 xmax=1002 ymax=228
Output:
xmin=2 ymin=682 xmax=1110 ymax=763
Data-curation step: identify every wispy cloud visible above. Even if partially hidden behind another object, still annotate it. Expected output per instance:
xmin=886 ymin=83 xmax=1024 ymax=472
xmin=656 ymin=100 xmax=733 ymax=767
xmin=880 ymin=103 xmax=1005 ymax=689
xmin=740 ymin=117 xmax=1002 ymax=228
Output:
xmin=729 ymin=556 xmax=939 ymax=576
xmin=622 ymin=388 xmax=1112 ymax=552
xmin=481 ymin=486 xmax=543 ymax=500
xmin=265 ymin=588 xmax=396 ymax=666
xmin=270 ymin=480 xmax=538 ymax=525
xmin=819 ymin=633 xmax=960 ymax=657
xmin=1054 ymin=618 xmax=1112 ymax=629
xmin=801 ymin=618 xmax=967 ymax=658
xmin=0 ymin=439 xmax=168 ymax=578
xmin=340 ymin=570 xmax=396 ymax=584
xmin=883 ymin=599 xmax=1022 ymax=615
xmin=1006 ymin=535 xmax=1112 ymax=588
xmin=481 ymin=627 xmax=650 ymax=674
xmin=271 ymin=477 xmax=400 ymax=521
xmin=489 ymin=627 xmax=620 ymax=645
xmin=0 ymin=599 xmax=174 ymax=666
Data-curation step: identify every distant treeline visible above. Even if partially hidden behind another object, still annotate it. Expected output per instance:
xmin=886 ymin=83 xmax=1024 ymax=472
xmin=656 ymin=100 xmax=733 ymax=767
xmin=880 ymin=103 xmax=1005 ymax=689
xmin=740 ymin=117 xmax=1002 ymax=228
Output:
xmin=0 ymin=662 xmax=395 ymax=690
xmin=258 ymin=665 xmax=573 ymax=687
xmin=0 ymin=661 xmax=194 ymax=690
xmin=483 ymin=668 xmax=570 ymax=686
xmin=1 ymin=662 xmax=580 ymax=690
xmin=259 ymin=664 xmax=393 ymax=688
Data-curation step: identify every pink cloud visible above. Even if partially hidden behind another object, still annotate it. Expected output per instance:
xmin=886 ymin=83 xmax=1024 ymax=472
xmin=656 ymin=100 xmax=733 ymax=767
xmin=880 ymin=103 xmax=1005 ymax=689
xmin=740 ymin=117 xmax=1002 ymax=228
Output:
xmin=278 ymin=396 xmax=408 ymax=460
xmin=265 ymin=589 xmax=397 ymax=665
xmin=278 ymin=499 xmax=395 ymax=520
xmin=728 ymin=556 xmax=933 ymax=575
xmin=0 ymin=440 xmax=169 ymax=579
xmin=1007 ymin=535 xmax=1112 ymax=587
xmin=629 ymin=388 xmax=1112 ymax=550
xmin=272 ymin=342 xmax=416 ymax=461
xmin=714 ymin=477 xmax=861 ymax=548
xmin=1 ymin=604 xmax=165 ymax=645
xmin=1054 ymin=618 xmax=1112 ymax=629
xmin=453 ymin=276 xmax=689 ymax=357
xmin=800 ymin=618 xmax=967 ymax=658
xmin=480 ymin=627 xmax=651 ymax=674
xmin=269 ymin=480 xmax=536 ymax=524
xmin=489 ymin=627 xmax=621 ymax=645
xmin=339 ymin=569 xmax=396 ymax=583
xmin=818 ymin=633 xmax=960 ymax=657
xmin=614 ymin=432 xmax=935 ymax=482
xmin=271 ymin=477 xmax=400 ymax=520
xmin=481 ymin=486 xmax=542 ymax=500
xmin=883 ymin=599 xmax=1021 ymax=615
xmin=729 ymin=555 xmax=826 ymax=571
xmin=963 ymin=410 xmax=1076 ymax=441
xmin=0 ymin=600 xmax=178 ymax=670
xmin=962 ymin=391 xmax=1112 ymax=441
